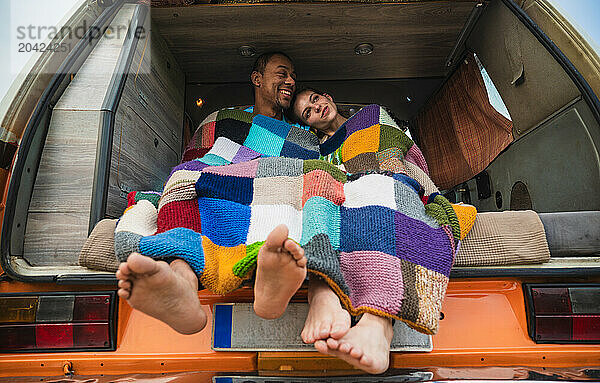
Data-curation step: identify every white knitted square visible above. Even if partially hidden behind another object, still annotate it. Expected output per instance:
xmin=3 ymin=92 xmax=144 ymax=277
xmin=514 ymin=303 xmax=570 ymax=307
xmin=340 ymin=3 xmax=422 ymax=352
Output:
xmin=342 ymin=174 xmax=396 ymax=210
xmin=115 ymin=200 xmax=158 ymax=236
xmin=207 ymin=137 xmax=242 ymax=163
xmin=251 ymin=175 xmax=303 ymax=210
xmin=247 ymin=204 xmax=303 ymax=244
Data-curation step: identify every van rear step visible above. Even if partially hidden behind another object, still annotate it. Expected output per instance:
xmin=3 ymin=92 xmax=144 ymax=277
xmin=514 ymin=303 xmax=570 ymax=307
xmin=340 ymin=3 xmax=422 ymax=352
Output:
xmin=213 ymin=372 xmax=434 ymax=382
xmin=212 ymin=303 xmax=432 ymax=352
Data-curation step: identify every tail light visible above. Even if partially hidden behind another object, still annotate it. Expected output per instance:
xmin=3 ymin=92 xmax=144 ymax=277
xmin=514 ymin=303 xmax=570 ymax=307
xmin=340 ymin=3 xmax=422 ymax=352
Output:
xmin=525 ymin=284 xmax=600 ymax=343
xmin=0 ymin=292 xmax=116 ymax=352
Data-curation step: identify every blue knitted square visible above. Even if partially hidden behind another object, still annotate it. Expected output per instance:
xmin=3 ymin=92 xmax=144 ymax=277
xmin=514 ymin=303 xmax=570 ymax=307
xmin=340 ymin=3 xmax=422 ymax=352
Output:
xmin=393 ymin=173 xmax=422 ymax=194
xmin=139 ymin=227 xmax=205 ymax=277
xmin=195 ymin=172 xmax=254 ymax=205
xmin=243 ymin=125 xmax=285 ymax=157
xmin=301 ymin=196 xmax=340 ymax=248
xmin=339 ymin=205 xmax=395 ymax=255
xmin=197 ymin=197 xmax=250 ymax=247
xmin=252 ymin=114 xmax=291 ymax=138
xmin=199 ymin=153 xmax=231 ymax=167
xmin=281 ymin=140 xmax=320 ymax=160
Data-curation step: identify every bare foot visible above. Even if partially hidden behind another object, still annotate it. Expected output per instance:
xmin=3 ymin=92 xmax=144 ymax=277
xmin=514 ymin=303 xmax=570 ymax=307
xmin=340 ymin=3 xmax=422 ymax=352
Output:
xmin=116 ymin=252 xmax=207 ymax=335
xmin=314 ymin=313 xmax=393 ymax=374
xmin=253 ymin=224 xmax=307 ymax=319
xmin=301 ymin=276 xmax=350 ymax=344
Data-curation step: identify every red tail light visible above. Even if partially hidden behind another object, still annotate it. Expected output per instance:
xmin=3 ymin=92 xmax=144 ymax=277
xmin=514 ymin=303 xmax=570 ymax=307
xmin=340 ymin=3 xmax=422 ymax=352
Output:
xmin=0 ymin=292 xmax=116 ymax=352
xmin=526 ymin=284 xmax=600 ymax=343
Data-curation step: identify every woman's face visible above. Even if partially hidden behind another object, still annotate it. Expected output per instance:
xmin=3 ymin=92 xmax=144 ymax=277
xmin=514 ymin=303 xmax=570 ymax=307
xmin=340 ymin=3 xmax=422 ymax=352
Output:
xmin=293 ymin=91 xmax=338 ymax=132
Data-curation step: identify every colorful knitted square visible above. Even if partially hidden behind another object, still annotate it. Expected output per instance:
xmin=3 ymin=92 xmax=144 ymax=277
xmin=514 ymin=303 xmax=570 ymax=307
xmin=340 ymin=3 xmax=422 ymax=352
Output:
xmin=252 ymin=175 xmax=303 ymax=210
xmin=157 ymin=199 xmax=202 ymax=234
xmin=302 ymin=169 xmax=345 ymax=207
xmin=195 ymin=172 xmax=254 ymax=205
xmin=206 ymin=137 xmax=242 ymax=163
xmin=253 ymin=114 xmax=291 ymax=139
xmin=244 ymin=124 xmax=285 ymax=156
xmin=339 ymin=205 xmax=396 ymax=255
xmin=197 ymin=198 xmax=250 ymax=247
xmin=301 ymin=196 xmax=341 ymax=248
xmin=247 ymin=204 xmax=302 ymax=244
xmin=341 ymin=124 xmax=380 ymax=162
xmin=343 ymin=174 xmax=396 ymax=210
xmin=339 ymin=250 xmax=403 ymax=316
xmin=215 ymin=110 xmax=252 ymax=145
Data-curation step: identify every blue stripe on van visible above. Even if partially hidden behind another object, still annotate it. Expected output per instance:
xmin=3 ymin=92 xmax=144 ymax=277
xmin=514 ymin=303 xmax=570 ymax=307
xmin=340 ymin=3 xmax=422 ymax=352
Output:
xmin=213 ymin=304 xmax=233 ymax=349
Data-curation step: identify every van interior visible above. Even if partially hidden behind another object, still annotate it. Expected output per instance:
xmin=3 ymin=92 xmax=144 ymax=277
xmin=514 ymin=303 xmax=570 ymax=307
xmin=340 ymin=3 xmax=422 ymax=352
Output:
xmin=3 ymin=0 xmax=599 ymax=281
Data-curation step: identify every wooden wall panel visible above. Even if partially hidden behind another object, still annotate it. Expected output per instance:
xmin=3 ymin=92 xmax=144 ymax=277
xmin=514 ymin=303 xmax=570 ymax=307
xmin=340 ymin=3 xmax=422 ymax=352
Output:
xmin=23 ymin=6 xmax=136 ymax=266
xmin=106 ymin=20 xmax=184 ymax=218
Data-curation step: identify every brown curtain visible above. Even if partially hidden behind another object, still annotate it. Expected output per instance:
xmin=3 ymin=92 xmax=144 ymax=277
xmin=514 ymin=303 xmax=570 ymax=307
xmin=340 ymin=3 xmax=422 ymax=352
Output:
xmin=416 ymin=53 xmax=513 ymax=190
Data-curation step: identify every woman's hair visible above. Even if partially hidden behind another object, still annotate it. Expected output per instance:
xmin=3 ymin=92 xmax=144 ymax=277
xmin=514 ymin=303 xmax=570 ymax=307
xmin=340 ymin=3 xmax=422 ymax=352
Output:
xmin=286 ymin=87 xmax=328 ymax=139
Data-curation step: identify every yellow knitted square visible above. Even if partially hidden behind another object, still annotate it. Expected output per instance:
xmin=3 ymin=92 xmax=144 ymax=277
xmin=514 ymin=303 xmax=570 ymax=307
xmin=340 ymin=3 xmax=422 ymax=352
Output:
xmin=451 ymin=203 xmax=477 ymax=240
xmin=199 ymin=236 xmax=247 ymax=295
xmin=341 ymin=124 xmax=380 ymax=162
xmin=415 ymin=265 xmax=448 ymax=335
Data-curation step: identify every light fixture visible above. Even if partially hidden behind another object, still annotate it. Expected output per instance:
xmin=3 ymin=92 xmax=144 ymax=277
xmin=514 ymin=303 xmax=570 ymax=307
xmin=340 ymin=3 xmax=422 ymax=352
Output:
xmin=239 ymin=45 xmax=256 ymax=58
xmin=196 ymin=98 xmax=204 ymax=108
xmin=354 ymin=43 xmax=374 ymax=55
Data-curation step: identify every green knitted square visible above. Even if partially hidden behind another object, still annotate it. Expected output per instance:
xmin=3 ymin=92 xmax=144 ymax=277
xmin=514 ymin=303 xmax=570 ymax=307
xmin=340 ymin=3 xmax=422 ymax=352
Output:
xmin=379 ymin=125 xmax=413 ymax=154
xmin=135 ymin=192 xmax=161 ymax=208
xmin=303 ymin=159 xmax=347 ymax=183
xmin=232 ymin=241 xmax=263 ymax=278
xmin=216 ymin=108 xmax=254 ymax=124
xmin=433 ymin=195 xmax=460 ymax=241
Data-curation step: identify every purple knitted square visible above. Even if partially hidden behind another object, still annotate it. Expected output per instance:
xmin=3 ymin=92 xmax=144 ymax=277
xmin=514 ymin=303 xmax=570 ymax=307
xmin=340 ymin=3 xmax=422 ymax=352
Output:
xmin=344 ymin=104 xmax=380 ymax=138
xmin=169 ymin=160 xmax=209 ymax=177
xmin=394 ymin=212 xmax=454 ymax=277
xmin=203 ymin=159 xmax=259 ymax=178
xmin=339 ymin=250 xmax=403 ymax=316
xmin=232 ymin=146 xmax=261 ymax=164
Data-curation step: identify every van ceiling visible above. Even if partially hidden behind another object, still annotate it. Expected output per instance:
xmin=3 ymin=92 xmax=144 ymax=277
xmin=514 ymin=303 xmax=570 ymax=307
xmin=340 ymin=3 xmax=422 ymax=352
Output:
xmin=151 ymin=1 xmax=480 ymax=83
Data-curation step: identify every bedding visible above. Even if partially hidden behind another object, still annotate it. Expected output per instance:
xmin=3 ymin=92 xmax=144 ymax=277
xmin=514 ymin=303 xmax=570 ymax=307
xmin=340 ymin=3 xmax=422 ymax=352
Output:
xmin=113 ymin=105 xmax=476 ymax=334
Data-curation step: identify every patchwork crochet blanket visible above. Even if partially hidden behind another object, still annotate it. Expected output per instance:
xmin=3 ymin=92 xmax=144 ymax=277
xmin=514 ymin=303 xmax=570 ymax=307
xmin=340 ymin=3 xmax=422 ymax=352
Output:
xmin=115 ymin=105 xmax=476 ymax=334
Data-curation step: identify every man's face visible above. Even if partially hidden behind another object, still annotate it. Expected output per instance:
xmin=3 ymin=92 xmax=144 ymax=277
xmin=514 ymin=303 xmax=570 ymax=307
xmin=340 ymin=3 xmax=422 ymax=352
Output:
xmin=253 ymin=54 xmax=296 ymax=110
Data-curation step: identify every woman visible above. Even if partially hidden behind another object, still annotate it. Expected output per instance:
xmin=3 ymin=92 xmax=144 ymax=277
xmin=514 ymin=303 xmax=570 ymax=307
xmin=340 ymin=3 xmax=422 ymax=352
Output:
xmin=288 ymin=88 xmax=469 ymax=373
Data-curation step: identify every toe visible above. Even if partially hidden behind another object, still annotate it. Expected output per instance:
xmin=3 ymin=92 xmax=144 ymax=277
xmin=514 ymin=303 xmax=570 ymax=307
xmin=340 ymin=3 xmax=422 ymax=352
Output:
xmin=296 ymin=257 xmax=307 ymax=268
xmin=360 ymin=354 xmax=373 ymax=367
xmin=314 ymin=340 xmax=329 ymax=354
xmin=326 ymin=337 xmax=340 ymax=350
xmin=117 ymin=288 xmax=130 ymax=300
xmin=264 ymin=224 xmax=289 ymax=251
xmin=301 ymin=327 xmax=312 ymax=343
xmin=349 ymin=346 xmax=363 ymax=359
xmin=318 ymin=324 xmax=331 ymax=339
xmin=127 ymin=253 xmax=161 ymax=275
xmin=118 ymin=279 xmax=132 ymax=291
xmin=117 ymin=262 xmax=131 ymax=276
xmin=339 ymin=342 xmax=352 ymax=354
xmin=284 ymin=239 xmax=304 ymax=260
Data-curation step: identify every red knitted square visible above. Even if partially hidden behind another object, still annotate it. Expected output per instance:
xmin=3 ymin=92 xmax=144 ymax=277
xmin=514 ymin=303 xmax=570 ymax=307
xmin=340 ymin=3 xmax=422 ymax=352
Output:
xmin=157 ymin=199 xmax=202 ymax=234
xmin=202 ymin=121 xmax=216 ymax=148
xmin=182 ymin=147 xmax=211 ymax=163
xmin=302 ymin=169 xmax=345 ymax=207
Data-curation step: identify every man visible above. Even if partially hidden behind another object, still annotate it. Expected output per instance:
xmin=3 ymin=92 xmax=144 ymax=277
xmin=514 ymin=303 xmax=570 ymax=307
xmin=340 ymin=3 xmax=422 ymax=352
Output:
xmin=116 ymin=52 xmax=396 ymax=374
xmin=115 ymin=51 xmax=350 ymax=344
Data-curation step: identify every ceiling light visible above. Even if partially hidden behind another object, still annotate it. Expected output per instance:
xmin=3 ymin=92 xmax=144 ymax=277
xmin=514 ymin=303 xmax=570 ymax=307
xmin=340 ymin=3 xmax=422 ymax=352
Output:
xmin=239 ymin=45 xmax=256 ymax=58
xmin=196 ymin=98 xmax=204 ymax=108
xmin=354 ymin=43 xmax=374 ymax=55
